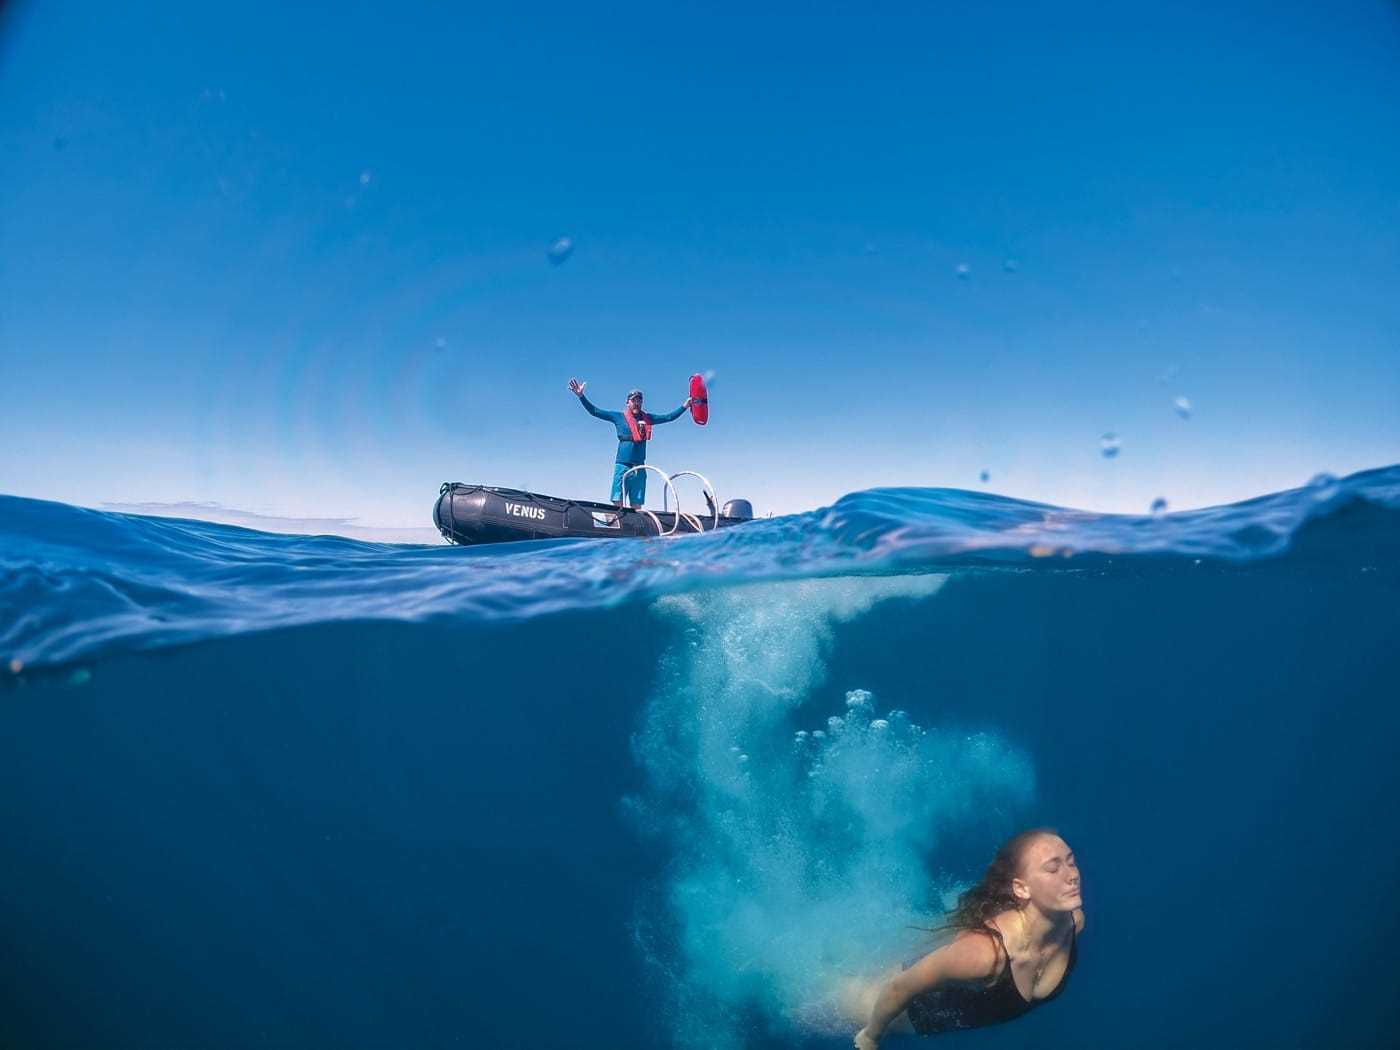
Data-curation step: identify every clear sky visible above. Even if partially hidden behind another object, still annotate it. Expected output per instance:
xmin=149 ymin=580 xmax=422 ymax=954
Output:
xmin=3 ymin=0 xmax=1398 ymax=525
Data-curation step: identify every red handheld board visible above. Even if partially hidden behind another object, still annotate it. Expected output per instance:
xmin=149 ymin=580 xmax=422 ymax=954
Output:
xmin=689 ymin=373 xmax=709 ymax=426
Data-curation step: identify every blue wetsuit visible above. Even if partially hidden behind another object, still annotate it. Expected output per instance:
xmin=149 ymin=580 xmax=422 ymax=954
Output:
xmin=578 ymin=394 xmax=687 ymax=504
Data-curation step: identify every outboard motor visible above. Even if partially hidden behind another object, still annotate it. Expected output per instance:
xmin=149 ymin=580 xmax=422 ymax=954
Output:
xmin=721 ymin=498 xmax=753 ymax=520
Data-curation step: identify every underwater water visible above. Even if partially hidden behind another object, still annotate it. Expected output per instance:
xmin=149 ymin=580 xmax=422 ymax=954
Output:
xmin=2 ymin=466 xmax=1399 ymax=1049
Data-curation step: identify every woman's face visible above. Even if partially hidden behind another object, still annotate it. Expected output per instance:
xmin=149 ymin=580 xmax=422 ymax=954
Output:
xmin=1015 ymin=835 xmax=1082 ymax=913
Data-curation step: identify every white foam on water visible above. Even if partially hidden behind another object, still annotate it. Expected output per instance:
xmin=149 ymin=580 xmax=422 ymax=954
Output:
xmin=628 ymin=577 xmax=1036 ymax=1047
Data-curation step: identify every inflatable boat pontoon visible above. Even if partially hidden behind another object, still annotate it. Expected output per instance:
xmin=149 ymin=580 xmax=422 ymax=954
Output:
xmin=434 ymin=478 xmax=754 ymax=546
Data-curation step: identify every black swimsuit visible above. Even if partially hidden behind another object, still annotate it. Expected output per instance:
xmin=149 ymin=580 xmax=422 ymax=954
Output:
xmin=904 ymin=922 xmax=1078 ymax=1036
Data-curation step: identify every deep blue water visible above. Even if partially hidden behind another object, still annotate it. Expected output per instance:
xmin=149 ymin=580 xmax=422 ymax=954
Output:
xmin=3 ymin=467 xmax=1399 ymax=1049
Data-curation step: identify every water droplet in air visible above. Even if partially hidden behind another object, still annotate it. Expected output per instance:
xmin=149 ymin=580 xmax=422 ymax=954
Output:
xmin=1150 ymin=497 xmax=1168 ymax=516
xmin=359 ymin=170 xmax=373 ymax=186
xmin=979 ymin=469 xmax=990 ymax=483
xmin=52 ymin=136 xmax=69 ymax=151
xmin=1002 ymin=259 xmax=1018 ymax=273
xmin=547 ymin=236 xmax=574 ymax=265
xmin=955 ymin=262 xmax=971 ymax=280
xmin=434 ymin=337 xmax=447 ymax=351
xmin=1173 ymin=396 xmax=1193 ymax=419
xmin=1100 ymin=433 xmax=1121 ymax=458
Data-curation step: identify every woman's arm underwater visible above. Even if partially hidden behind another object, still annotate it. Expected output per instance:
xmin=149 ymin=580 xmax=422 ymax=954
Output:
xmin=855 ymin=933 xmax=1001 ymax=1048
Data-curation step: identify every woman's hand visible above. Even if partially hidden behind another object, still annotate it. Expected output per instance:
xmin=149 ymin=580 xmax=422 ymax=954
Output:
xmin=853 ymin=1027 xmax=879 ymax=1050
xmin=568 ymin=378 xmax=587 ymax=397
xmin=683 ymin=396 xmax=694 ymax=408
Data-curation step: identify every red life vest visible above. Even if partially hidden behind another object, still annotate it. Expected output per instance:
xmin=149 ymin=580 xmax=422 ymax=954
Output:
xmin=624 ymin=409 xmax=653 ymax=442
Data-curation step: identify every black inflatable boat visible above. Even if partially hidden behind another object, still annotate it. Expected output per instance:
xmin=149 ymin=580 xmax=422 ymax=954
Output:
xmin=434 ymin=483 xmax=755 ymax=546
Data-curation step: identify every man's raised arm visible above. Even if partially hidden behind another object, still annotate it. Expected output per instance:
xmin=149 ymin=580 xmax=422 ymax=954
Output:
xmin=569 ymin=378 xmax=613 ymax=420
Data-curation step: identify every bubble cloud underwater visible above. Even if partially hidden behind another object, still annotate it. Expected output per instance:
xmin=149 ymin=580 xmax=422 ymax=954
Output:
xmin=626 ymin=578 xmax=1035 ymax=1047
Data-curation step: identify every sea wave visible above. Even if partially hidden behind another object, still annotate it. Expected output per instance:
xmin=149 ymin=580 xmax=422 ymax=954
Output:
xmin=3 ymin=465 xmax=1397 ymax=670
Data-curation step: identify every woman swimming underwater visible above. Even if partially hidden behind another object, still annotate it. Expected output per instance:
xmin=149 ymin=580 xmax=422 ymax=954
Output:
xmin=847 ymin=829 xmax=1084 ymax=1046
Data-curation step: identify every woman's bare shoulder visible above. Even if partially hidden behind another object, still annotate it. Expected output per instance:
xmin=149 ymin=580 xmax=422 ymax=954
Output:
xmin=906 ymin=929 xmax=1001 ymax=986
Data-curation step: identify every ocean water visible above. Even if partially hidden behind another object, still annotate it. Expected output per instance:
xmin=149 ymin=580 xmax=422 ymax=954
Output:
xmin=2 ymin=466 xmax=1398 ymax=1049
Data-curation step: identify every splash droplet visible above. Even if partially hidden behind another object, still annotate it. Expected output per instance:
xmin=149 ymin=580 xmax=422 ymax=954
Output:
xmin=979 ymin=469 xmax=990 ymax=483
xmin=547 ymin=235 xmax=574 ymax=265
xmin=1150 ymin=497 xmax=1168 ymax=516
xmin=358 ymin=170 xmax=372 ymax=186
xmin=955 ymin=262 xmax=971 ymax=280
xmin=1173 ymin=396 xmax=1193 ymax=419
xmin=1308 ymin=473 xmax=1339 ymax=501
xmin=434 ymin=337 xmax=447 ymax=351
xmin=1002 ymin=259 xmax=1018 ymax=273
xmin=1100 ymin=433 xmax=1121 ymax=458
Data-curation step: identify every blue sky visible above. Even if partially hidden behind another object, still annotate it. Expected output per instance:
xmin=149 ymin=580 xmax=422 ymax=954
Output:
xmin=3 ymin=0 xmax=1398 ymax=525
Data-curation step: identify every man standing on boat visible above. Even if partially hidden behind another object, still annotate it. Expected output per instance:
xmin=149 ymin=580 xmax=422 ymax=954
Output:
xmin=568 ymin=379 xmax=692 ymax=508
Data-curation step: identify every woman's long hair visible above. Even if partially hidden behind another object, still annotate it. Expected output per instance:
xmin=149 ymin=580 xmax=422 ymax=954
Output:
xmin=943 ymin=827 xmax=1057 ymax=932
